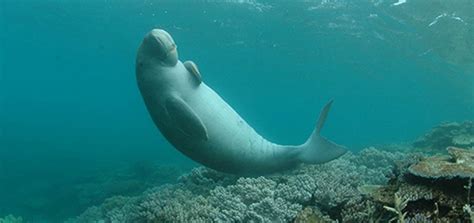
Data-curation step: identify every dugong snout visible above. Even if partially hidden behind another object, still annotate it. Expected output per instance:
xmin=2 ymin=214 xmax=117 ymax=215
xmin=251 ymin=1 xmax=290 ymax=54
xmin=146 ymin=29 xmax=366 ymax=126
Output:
xmin=141 ymin=29 xmax=178 ymax=66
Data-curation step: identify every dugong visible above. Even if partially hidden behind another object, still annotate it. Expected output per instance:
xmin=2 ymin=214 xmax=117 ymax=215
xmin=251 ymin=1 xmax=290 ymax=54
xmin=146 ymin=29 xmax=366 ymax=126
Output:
xmin=136 ymin=29 xmax=347 ymax=175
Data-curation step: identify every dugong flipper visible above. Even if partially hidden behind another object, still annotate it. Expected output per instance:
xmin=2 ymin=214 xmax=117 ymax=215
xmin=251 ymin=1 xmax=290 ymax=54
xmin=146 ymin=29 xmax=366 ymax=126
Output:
xmin=136 ymin=29 xmax=347 ymax=175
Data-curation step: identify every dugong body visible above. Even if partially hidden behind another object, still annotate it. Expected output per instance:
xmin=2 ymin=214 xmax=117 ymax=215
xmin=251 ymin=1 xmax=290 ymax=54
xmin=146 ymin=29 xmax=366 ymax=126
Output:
xmin=136 ymin=29 xmax=347 ymax=175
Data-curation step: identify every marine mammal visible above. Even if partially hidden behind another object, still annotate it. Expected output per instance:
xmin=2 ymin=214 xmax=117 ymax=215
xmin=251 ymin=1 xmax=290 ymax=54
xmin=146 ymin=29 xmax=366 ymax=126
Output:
xmin=136 ymin=29 xmax=347 ymax=175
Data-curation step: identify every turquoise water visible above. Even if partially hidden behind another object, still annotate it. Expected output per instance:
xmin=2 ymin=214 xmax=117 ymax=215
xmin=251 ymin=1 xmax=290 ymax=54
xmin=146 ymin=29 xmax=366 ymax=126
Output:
xmin=1 ymin=0 xmax=473 ymax=222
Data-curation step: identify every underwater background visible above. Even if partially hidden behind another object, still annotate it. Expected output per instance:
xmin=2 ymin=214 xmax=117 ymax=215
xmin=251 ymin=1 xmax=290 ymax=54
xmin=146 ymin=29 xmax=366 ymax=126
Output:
xmin=1 ymin=0 xmax=473 ymax=222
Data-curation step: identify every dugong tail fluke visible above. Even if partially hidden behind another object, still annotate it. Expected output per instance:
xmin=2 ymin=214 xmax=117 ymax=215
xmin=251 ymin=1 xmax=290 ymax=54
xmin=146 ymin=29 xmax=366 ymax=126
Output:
xmin=296 ymin=100 xmax=347 ymax=164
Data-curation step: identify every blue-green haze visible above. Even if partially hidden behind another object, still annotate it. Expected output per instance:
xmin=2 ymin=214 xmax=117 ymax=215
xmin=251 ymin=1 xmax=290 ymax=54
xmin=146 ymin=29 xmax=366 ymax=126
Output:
xmin=0 ymin=0 xmax=473 ymax=221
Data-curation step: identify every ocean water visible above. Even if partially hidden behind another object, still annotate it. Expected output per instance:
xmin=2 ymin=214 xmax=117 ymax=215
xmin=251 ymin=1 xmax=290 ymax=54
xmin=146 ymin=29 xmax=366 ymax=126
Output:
xmin=1 ymin=0 xmax=473 ymax=222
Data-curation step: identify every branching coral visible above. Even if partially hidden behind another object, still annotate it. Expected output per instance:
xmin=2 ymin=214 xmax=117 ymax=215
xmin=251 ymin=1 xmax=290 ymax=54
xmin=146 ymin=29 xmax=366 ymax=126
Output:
xmin=70 ymin=147 xmax=405 ymax=222
xmin=383 ymin=193 xmax=408 ymax=223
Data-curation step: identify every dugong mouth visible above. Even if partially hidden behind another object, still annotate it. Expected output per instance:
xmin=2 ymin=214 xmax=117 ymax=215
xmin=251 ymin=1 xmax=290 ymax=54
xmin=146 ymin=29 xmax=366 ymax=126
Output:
xmin=143 ymin=29 xmax=178 ymax=66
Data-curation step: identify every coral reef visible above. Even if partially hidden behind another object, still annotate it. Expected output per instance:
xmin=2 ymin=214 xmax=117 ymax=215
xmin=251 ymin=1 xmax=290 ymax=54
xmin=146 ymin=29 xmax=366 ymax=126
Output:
xmin=413 ymin=121 xmax=474 ymax=152
xmin=362 ymin=147 xmax=473 ymax=222
xmin=69 ymin=148 xmax=407 ymax=222
xmin=293 ymin=207 xmax=333 ymax=223
xmin=69 ymin=122 xmax=474 ymax=222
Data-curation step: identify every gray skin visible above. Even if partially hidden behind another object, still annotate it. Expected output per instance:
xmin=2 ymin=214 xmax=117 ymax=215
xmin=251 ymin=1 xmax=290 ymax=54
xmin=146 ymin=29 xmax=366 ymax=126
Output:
xmin=136 ymin=29 xmax=347 ymax=175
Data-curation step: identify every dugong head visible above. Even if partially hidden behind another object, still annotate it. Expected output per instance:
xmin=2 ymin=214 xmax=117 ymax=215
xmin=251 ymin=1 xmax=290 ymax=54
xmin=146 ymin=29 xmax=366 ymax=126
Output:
xmin=137 ymin=29 xmax=178 ymax=67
